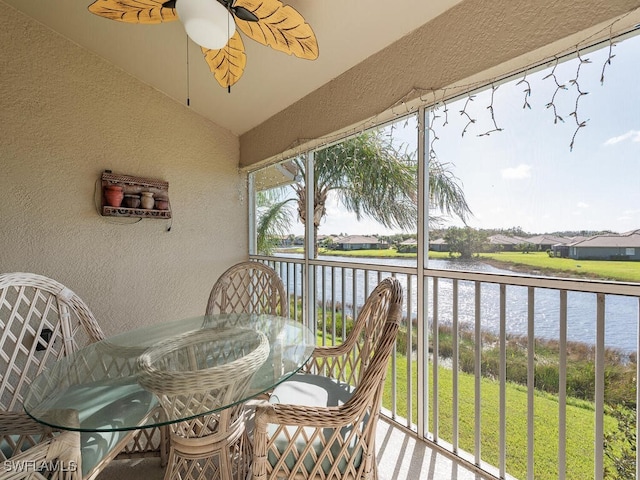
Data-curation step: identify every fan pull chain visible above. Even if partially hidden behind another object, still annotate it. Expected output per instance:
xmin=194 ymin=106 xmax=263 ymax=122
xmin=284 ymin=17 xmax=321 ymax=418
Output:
xmin=186 ymin=34 xmax=191 ymax=106
xmin=227 ymin=3 xmax=231 ymax=94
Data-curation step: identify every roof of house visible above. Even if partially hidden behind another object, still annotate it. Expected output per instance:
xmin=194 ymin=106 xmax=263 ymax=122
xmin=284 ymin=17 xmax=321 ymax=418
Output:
xmin=488 ymin=234 xmax=527 ymax=245
xmin=334 ymin=235 xmax=381 ymax=245
xmin=429 ymin=238 xmax=448 ymax=245
xmin=570 ymin=229 xmax=640 ymax=248
xmin=525 ymin=234 xmax=571 ymax=245
xmin=565 ymin=236 xmax=588 ymax=244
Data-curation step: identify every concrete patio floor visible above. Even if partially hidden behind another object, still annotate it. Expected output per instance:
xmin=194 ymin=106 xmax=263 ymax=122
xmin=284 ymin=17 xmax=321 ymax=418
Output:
xmin=97 ymin=417 xmax=491 ymax=480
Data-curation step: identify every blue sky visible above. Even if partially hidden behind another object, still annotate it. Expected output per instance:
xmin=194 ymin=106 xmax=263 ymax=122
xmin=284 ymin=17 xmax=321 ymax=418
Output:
xmin=289 ymin=32 xmax=640 ymax=237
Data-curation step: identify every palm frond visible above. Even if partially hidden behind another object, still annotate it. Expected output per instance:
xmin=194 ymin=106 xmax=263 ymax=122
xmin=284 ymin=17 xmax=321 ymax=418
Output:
xmin=428 ymin=160 xmax=472 ymax=223
xmin=315 ymin=131 xmax=418 ymax=231
xmin=256 ymin=190 xmax=295 ymax=255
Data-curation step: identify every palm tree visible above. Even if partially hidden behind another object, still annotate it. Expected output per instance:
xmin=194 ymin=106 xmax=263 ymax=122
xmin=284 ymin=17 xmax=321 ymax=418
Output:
xmin=256 ymin=129 xmax=471 ymax=256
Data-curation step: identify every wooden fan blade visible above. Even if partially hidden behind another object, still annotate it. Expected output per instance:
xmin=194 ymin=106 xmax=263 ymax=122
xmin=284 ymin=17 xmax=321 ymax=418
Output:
xmin=202 ymin=31 xmax=247 ymax=88
xmin=88 ymin=0 xmax=178 ymax=24
xmin=233 ymin=0 xmax=318 ymax=60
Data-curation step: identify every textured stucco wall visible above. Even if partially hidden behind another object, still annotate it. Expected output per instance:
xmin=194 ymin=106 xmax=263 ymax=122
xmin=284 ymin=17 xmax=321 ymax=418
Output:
xmin=239 ymin=0 xmax=640 ymax=168
xmin=0 ymin=8 xmax=246 ymax=335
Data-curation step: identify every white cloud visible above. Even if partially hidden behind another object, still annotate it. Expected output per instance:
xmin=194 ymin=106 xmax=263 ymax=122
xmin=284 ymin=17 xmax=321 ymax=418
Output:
xmin=577 ymin=202 xmax=589 ymax=208
xmin=501 ymin=164 xmax=532 ymax=179
xmin=603 ymin=130 xmax=640 ymax=146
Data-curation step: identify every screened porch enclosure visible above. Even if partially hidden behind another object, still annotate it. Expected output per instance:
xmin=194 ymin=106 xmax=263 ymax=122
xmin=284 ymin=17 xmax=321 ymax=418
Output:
xmin=246 ymin=31 xmax=640 ymax=480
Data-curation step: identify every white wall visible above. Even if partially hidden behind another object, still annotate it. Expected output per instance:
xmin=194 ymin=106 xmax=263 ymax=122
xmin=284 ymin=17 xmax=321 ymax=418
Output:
xmin=0 ymin=7 xmax=247 ymax=335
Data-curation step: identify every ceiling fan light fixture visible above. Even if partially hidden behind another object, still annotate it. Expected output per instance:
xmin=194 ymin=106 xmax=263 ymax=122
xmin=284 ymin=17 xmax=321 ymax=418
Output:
xmin=176 ymin=0 xmax=235 ymax=50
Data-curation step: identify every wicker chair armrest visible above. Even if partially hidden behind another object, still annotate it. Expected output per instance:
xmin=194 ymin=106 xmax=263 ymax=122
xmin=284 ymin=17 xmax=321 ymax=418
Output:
xmin=0 ymin=411 xmax=55 ymax=436
xmin=254 ymin=400 xmax=362 ymax=431
xmin=0 ymin=430 xmax=82 ymax=480
xmin=310 ymin=343 xmax=353 ymax=358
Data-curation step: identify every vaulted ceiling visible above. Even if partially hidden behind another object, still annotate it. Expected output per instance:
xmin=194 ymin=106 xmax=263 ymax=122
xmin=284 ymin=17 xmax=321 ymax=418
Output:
xmin=5 ymin=0 xmax=640 ymax=168
xmin=2 ymin=0 xmax=463 ymax=136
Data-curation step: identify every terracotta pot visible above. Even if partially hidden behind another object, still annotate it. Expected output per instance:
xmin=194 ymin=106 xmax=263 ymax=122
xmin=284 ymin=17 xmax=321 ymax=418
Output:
xmin=104 ymin=185 xmax=124 ymax=207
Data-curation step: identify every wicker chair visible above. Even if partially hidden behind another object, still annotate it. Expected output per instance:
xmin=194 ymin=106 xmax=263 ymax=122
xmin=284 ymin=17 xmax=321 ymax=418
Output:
xmin=251 ymin=277 xmax=403 ymax=480
xmin=147 ymin=261 xmax=287 ymax=480
xmin=206 ymin=261 xmax=288 ymax=317
xmin=0 ymin=272 xmax=163 ymax=480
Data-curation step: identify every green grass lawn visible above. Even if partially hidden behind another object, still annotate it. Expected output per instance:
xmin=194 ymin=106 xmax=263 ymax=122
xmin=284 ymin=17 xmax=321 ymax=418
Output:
xmin=382 ymin=355 xmax=614 ymax=480
xmin=316 ymin=326 xmax=622 ymax=479
xmin=478 ymin=251 xmax=640 ymax=283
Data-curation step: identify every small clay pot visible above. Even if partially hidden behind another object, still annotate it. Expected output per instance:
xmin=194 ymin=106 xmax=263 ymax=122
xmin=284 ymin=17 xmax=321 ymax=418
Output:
xmin=155 ymin=197 xmax=169 ymax=210
xmin=104 ymin=185 xmax=124 ymax=207
xmin=124 ymin=194 xmax=141 ymax=208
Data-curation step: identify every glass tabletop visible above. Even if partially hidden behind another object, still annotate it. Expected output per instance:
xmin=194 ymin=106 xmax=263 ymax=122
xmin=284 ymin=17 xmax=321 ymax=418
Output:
xmin=23 ymin=314 xmax=315 ymax=432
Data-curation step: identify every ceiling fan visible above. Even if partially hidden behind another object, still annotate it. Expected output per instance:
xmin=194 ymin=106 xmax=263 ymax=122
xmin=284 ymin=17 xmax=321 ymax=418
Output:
xmin=88 ymin=0 xmax=319 ymax=88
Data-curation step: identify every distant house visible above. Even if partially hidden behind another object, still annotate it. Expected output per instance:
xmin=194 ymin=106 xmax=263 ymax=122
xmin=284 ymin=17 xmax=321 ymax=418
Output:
xmin=334 ymin=235 xmax=382 ymax=251
xmin=486 ymin=234 xmax=527 ymax=252
xmin=429 ymin=238 xmax=449 ymax=252
xmin=397 ymin=238 xmax=417 ymax=253
xmin=568 ymin=229 xmax=640 ymax=260
xmin=552 ymin=236 xmax=587 ymax=258
xmin=277 ymin=235 xmax=294 ymax=247
xmin=317 ymin=235 xmax=339 ymax=247
xmin=525 ymin=234 xmax=571 ymax=251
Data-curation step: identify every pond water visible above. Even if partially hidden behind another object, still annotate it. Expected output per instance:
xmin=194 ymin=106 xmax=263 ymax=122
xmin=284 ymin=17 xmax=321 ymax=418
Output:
xmin=276 ymin=254 xmax=639 ymax=354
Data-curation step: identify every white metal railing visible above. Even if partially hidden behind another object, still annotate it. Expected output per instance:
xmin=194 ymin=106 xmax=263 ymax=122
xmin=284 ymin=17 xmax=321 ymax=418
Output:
xmin=252 ymin=254 xmax=640 ymax=480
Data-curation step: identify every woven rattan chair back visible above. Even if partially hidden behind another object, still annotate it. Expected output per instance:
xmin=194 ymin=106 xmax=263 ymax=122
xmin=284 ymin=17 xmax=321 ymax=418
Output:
xmin=0 ymin=272 xmax=105 ymax=415
xmin=252 ymin=276 xmax=404 ymax=480
xmin=0 ymin=272 xmax=104 ymax=473
xmin=303 ymin=276 xmax=402 ymax=388
xmin=0 ymin=272 xmax=166 ymax=478
xmin=206 ymin=261 xmax=288 ymax=317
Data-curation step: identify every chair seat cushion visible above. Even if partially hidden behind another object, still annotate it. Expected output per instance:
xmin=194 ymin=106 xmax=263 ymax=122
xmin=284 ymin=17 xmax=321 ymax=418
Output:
xmin=16 ymin=376 xmax=156 ymax=477
xmin=268 ymin=374 xmax=364 ymax=475
xmin=270 ymin=374 xmax=347 ymax=407
xmin=79 ymin=385 xmax=155 ymax=477
xmin=2 ymin=381 xmax=153 ymax=478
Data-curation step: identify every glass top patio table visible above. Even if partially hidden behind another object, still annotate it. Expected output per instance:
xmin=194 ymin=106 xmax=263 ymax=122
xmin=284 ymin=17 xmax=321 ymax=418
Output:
xmin=23 ymin=313 xmax=316 ymax=432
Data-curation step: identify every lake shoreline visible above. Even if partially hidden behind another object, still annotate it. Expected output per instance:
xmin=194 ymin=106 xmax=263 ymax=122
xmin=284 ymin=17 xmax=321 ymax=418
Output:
xmin=474 ymin=257 xmax=609 ymax=281
xmin=279 ymin=248 xmax=634 ymax=282
xmin=304 ymin=250 xmax=618 ymax=282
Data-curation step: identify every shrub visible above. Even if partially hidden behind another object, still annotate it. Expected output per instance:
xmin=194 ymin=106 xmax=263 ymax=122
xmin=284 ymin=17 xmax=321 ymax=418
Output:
xmin=567 ymin=362 xmax=595 ymax=401
xmin=604 ymin=405 xmax=636 ymax=479
xmin=535 ymin=365 xmax=559 ymax=394
xmin=422 ymin=323 xmax=637 ymax=409
xmin=459 ymin=348 xmax=475 ymax=374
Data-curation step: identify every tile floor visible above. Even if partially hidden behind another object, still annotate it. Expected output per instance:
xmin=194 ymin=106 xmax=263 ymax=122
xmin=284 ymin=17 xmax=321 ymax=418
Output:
xmin=97 ymin=418 xmax=492 ymax=480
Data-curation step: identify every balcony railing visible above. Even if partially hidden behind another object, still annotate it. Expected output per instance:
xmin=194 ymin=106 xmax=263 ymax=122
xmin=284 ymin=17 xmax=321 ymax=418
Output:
xmin=251 ymin=254 xmax=640 ymax=480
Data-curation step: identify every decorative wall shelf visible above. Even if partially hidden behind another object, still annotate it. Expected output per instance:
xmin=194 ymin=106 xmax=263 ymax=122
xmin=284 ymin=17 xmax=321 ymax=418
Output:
xmin=101 ymin=171 xmax=171 ymax=219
